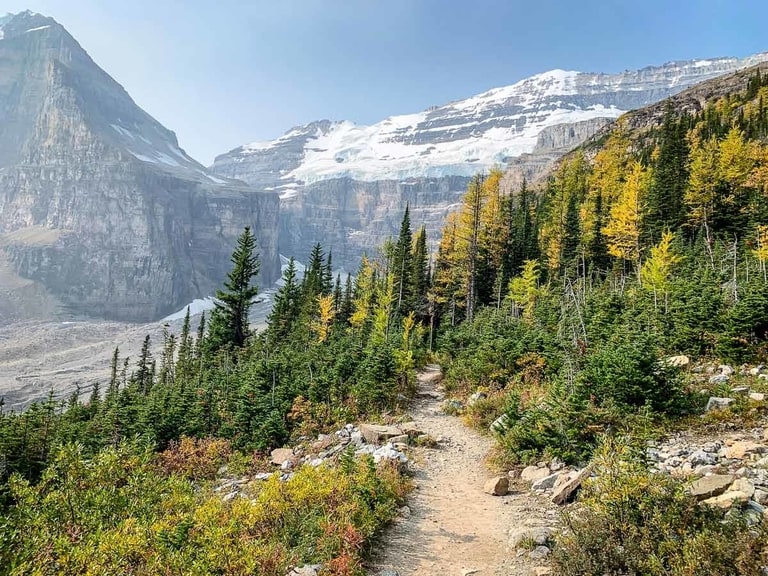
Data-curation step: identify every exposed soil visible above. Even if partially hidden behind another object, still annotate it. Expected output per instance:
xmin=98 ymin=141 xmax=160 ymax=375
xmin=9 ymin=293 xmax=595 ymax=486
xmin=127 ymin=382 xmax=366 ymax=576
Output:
xmin=369 ymin=366 xmax=557 ymax=576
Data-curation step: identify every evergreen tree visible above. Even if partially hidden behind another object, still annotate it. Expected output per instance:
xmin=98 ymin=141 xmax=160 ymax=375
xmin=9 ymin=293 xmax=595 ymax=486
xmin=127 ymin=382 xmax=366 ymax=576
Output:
xmin=207 ymin=227 xmax=261 ymax=350
xmin=393 ymin=205 xmax=413 ymax=315
xmin=268 ymin=257 xmax=301 ymax=341
xmin=409 ymin=225 xmax=430 ymax=318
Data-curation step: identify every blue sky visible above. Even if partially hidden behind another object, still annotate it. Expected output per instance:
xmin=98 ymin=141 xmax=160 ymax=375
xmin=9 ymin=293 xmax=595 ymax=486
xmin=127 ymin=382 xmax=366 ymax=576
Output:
xmin=4 ymin=1 xmax=768 ymax=163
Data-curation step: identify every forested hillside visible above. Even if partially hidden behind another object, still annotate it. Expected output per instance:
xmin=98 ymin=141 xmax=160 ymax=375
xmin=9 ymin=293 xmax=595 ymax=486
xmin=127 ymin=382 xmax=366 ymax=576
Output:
xmin=4 ymin=65 xmax=768 ymax=575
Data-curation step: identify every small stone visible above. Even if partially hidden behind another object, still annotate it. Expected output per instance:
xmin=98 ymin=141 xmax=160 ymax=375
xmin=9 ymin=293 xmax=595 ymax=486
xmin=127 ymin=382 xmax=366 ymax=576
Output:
xmin=693 ymin=465 xmax=718 ymax=477
xmin=754 ymin=489 xmax=768 ymax=504
xmin=709 ymin=374 xmax=730 ymax=385
xmin=719 ymin=364 xmax=735 ymax=376
xmin=521 ymin=465 xmax=551 ymax=484
xmin=760 ymin=374 xmax=768 ymax=381
xmin=270 ymin=448 xmax=294 ymax=465
xmin=399 ymin=505 xmax=411 ymax=518
xmin=534 ymin=569 xmax=553 ymax=576
xmin=468 ymin=391 xmax=487 ymax=406
xmin=528 ymin=546 xmax=550 ymax=560
xmin=484 ymin=476 xmax=510 ymax=496
xmin=388 ymin=434 xmax=409 ymax=445
xmin=222 ymin=491 xmax=238 ymax=502
xmin=490 ymin=414 xmax=509 ymax=433
xmin=509 ymin=526 xmax=552 ymax=547
xmin=705 ymin=397 xmax=734 ymax=411
xmin=665 ymin=355 xmax=691 ymax=368
xmin=288 ymin=565 xmax=323 ymax=576
xmin=732 ymin=385 xmax=751 ymax=396
xmin=689 ymin=474 xmax=735 ymax=499
xmin=750 ymin=392 xmax=767 ymax=402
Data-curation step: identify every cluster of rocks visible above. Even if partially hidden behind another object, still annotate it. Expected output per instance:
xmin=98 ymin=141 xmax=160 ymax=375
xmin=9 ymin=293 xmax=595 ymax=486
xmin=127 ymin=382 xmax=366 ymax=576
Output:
xmin=215 ymin=422 xmax=427 ymax=502
xmin=483 ymin=460 xmax=591 ymax=507
xmin=649 ymin=429 xmax=768 ymax=521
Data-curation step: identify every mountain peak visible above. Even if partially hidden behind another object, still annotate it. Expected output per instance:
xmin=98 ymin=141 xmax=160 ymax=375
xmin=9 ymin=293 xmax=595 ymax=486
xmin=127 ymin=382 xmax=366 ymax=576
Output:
xmin=0 ymin=10 xmax=57 ymax=40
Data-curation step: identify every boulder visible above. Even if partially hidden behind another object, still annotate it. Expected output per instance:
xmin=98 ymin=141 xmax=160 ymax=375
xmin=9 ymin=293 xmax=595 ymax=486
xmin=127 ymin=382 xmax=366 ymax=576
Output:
xmin=705 ymin=397 xmax=734 ymax=412
xmin=689 ymin=474 xmax=734 ymax=499
xmin=483 ymin=476 xmax=509 ymax=496
xmin=702 ymin=490 xmax=749 ymax=509
xmin=271 ymin=448 xmax=294 ymax=465
xmin=724 ymin=441 xmax=767 ymax=459
xmin=731 ymin=478 xmax=756 ymax=498
xmin=521 ymin=466 xmax=551 ymax=484
xmin=531 ymin=472 xmax=561 ymax=491
xmin=359 ymin=423 xmax=404 ymax=444
xmin=552 ymin=467 xmax=591 ymax=505
xmin=398 ymin=421 xmax=423 ymax=437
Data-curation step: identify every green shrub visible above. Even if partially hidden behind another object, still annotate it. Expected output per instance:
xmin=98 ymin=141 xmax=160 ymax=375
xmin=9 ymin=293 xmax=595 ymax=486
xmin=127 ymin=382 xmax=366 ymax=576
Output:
xmin=552 ymin=439 xmax=768 ymax=576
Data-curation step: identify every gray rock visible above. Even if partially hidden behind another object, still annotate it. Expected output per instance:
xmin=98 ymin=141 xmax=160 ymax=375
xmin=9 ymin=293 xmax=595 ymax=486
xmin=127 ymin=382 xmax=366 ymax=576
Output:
xmin=468 ymin=391 xmax=487 ymax=406
xmin=528 ymin=546 xmax=551 ymax=560
xmin=689 ymin=474 xmax=735 ymax=499
xmin=288 ymin=565 xmax=322 ymax=576
xmin=732 ymin=386 xmax=751 ymax=396
xmin=531 ymin=473 xmax=561 ymax=491
xmin=709 ymin=375 xmax=731 ymax=385
xmin=552 ymin=467 xmax=591 ymax=505
xmin=509 ymin=526 xmax=552 ymax=547
xmin=689 ymin=449 xmax=718 ymax=467
xmin=359 ymin=423 xmax=404 ymax=444
xmin=490 ymin=414 xmax=509 ymax=433
xmin=521 ymin=466 xmax=551 ymax=484
xmin=705 ymin=397 xmax=734 ymax=411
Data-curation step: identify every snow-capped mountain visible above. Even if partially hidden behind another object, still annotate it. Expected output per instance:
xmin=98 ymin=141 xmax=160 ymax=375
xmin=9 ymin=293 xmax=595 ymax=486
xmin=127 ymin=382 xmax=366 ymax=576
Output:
xmin=214 ymin=54 xmax=768 ymax=190
xmin=211 ymin=53 xmax=768 ymax=269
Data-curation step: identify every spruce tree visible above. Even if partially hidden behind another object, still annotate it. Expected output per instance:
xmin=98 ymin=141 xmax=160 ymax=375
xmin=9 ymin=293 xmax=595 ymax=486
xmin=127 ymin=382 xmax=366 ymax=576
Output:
xmin=267 ymin=257 xmax=301 ymax=341
xmin=393 ymin=205 xmax=413 ymax=314
xmin=207 ymin=227 xmax=260 ymax=350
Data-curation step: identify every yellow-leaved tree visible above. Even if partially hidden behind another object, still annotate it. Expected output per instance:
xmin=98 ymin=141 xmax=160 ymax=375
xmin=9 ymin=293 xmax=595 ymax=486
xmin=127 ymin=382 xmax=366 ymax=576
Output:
xmin=754 ymin=225 xmax=768 ymax=283
xmin=312 ymin=294 xmax=336 ymax=343
xmin=640 ymin=231 xmax=683 ymax=312
xmin=506 ymin=259 xmax=545 ymax=321
xmin=602 ymin=161 xmax=650 ymax=270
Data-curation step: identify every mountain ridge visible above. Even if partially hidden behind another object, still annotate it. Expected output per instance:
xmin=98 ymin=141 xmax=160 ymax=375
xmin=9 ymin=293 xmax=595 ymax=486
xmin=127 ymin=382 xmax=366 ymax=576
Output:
xmin=0 ymin=11 xmax=280 ymax=322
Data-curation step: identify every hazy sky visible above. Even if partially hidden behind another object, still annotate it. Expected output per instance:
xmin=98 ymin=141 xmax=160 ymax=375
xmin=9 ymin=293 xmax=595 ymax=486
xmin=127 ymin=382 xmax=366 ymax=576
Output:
xmin=4 ymin=1 xmax=767 ymax=163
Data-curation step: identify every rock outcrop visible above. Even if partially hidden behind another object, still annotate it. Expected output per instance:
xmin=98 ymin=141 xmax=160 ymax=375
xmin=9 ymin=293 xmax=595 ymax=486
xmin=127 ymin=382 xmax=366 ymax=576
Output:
xmin=0 ymin=11 xmax=280 ymax=322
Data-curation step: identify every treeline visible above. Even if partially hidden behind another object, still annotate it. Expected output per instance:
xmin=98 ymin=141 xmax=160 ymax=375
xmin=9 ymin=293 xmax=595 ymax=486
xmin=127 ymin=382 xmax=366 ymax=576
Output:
xmin=435 ymin=70 xmax=768 ymax=462
xmin=0 ymin=220 xmax=432 ymax=489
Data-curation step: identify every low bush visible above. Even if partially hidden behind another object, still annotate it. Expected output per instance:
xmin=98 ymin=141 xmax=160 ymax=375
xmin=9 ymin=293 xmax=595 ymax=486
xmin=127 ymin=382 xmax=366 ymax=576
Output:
xmin=552 ymin=439 xmax=768 ymax=576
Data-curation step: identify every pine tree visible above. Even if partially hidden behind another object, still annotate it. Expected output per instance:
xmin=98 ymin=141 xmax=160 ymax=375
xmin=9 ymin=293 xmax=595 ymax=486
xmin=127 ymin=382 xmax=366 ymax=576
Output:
xmin=409 ymin=226 xmax=429 ymax=319
xmin=207 ymin=227 xmax=260 ymax=350
xmin=393 ymin=206 xmax=413 ymax=315
xmin=267 ymin=257 xmax=301 ymax=341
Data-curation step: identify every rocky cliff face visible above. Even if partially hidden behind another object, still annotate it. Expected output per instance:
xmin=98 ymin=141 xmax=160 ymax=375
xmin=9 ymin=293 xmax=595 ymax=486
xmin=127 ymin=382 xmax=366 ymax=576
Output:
xmin=213 ymin=53 xmax=768 ymax=267
xmin=0 ymin=11 xmax=280 ymax=322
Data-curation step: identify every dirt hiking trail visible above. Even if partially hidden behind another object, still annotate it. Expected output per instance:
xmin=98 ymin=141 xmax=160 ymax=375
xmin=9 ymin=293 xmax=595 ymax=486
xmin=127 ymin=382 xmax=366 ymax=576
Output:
xmin=369 ymin=365 xmax=557 ymax=576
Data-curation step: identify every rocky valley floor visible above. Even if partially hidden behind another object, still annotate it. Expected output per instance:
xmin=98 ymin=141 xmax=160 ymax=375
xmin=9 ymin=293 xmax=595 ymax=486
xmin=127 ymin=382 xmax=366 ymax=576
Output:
xmin=368 ymin=366 xmax=558 ymax=576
